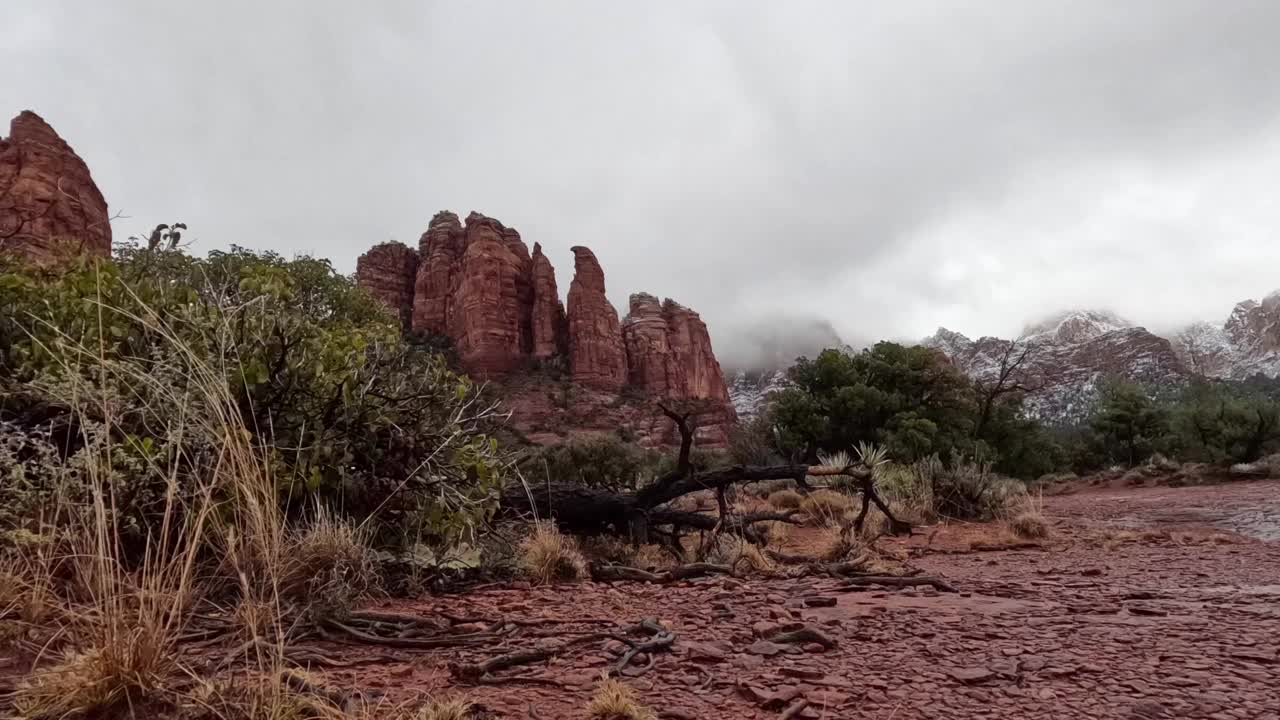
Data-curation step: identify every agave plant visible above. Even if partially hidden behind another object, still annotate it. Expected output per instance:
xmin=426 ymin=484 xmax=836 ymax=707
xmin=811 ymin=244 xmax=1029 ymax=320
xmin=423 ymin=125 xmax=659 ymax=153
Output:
xmin=814 ymin=449 xmax=852 ymax=472
xmin=854 ymin=441 xmax=891 ymax=471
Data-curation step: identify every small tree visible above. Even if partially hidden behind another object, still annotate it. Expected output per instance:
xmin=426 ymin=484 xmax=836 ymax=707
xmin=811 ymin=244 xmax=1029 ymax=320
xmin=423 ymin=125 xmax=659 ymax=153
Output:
xmin=1089 ymin=378 xmax=1168 ymax=466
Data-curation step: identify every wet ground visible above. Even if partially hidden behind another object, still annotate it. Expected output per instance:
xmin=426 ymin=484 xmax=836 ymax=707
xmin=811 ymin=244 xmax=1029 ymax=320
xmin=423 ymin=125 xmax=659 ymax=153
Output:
xmin=315 ymin=479 xmax=1280 ymax=719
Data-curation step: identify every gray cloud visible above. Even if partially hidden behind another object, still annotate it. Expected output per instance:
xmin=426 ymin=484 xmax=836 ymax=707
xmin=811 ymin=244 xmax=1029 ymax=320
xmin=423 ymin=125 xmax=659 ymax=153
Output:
xmin=6 ymin=1 xmax=1280 ymax=364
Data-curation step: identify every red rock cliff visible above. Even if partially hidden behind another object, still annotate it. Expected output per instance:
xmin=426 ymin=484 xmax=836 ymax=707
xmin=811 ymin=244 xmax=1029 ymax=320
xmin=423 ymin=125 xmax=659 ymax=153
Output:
xmin=412 ymin=211 xmax=465 ymax=337
xmin=566 ymin=246 xmax=628 ymax=392
xmin=1 ymin=111 xmax=112 ymax=264
xmin=354 ymin=242 xmax=417 ymax=327
xmin=449 ymin=213 xmax=534 ymax=376
xmin=530 ymin=242 xmax=567 ymax=360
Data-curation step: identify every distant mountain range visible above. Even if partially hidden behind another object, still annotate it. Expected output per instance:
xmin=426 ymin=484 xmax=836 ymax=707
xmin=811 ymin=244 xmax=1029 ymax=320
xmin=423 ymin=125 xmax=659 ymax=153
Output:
xmin=924 ymin=293 xmax=1280 ymax=423
xmin=728 ymin=293 xmax=1280 ymax=425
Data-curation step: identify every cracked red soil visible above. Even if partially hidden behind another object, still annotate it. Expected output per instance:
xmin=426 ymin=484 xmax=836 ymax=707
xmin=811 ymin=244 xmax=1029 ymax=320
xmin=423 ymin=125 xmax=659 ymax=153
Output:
xmin=315 ymin=480 xmax=1280 ymax=719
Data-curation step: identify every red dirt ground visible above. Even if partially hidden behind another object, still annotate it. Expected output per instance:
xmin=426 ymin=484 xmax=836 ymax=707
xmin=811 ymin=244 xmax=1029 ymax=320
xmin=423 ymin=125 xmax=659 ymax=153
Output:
xmin=315 ymin=480 xmax=1280 ymax=719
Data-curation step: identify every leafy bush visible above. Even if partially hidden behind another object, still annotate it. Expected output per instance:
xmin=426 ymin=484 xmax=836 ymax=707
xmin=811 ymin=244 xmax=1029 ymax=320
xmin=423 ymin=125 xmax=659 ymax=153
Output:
xmin=529 ymin=435 xmax=662 ymax=491
xmin=770 ymin=343 xmax=1062 ymax=478
xmin=0 ymin=244 xmax=509 ymax=549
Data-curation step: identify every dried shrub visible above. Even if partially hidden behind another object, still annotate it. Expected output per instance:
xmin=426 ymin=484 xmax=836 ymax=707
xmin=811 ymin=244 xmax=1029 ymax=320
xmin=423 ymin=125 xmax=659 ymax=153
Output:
xmin=705 ymin=536 xmax=774 ymax=575
xmin=799 ymin=490 xmax=855 ymax=527
xmin=767 ymin=489 xmax=803 ymax=510
xmin=588 ymin=676 xmax=657 ymax=720
xmin=519 ymin=522 xmax=586 ymax=584
xmin=1007 ymin=510 xmax=1050 ymax=539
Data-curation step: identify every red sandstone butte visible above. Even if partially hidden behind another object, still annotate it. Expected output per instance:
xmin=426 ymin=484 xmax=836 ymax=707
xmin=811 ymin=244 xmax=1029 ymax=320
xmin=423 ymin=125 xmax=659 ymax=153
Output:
xmin=354 ymin=242 xmax=417 ymax=327
xmin=355 ymin=211 xmax=737 ymax=444
xmin=566 ymin=246 xmax=628 ymax=392
xmin=0 ymin=111 xmax=112 ymax=265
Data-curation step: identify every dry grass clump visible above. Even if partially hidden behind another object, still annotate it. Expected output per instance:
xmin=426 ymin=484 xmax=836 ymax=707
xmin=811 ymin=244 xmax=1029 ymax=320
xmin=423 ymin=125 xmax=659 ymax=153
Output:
xmin=815 ymin=528 xmax=865 ymax=562
xmin=759 ymin=520 xmax=793 ymax=545
xmin=579 ymin=535 xmax=635 ymax=565
xmin=280 ymin=508 xmax=379 ymax=620
xmin=588 ymin=676 xmax=657 ymax=720
xmin=799 ymin=490 xmax=855 ymax=527
xmin=1007 ymin=510 xmax=1050 ymax=539
xmin=704 ymin=536 xmax=774 ymax=575
xmin=519 ymin=522 xmax=587 ymax=584
xmin=630 ymin=544 xmax=677 ymax=571
xmin=767 ymin=489 xmax=804 ymax=510
xmin=15 ymin=630 xmax=175 ymax=719
xmin=409 ymin=696 xmax=475 ymax=720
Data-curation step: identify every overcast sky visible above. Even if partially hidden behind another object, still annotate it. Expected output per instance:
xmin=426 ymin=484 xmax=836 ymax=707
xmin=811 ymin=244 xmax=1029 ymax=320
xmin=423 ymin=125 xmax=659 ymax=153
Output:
xmin=7 ymin=1 xmax=1280 ymax=365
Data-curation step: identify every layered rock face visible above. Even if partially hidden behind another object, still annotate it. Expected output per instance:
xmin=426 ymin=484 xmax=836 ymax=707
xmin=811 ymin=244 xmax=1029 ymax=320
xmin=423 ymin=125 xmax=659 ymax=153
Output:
xmin=356 ymin=211 xmax=737 ymax=444
xmin=1170 ymin=292 xmax=1280 ymax=380
xmin=0 ymin=111 xmax=111 ymax=264
xmin=530 ymin=243 xmax=567 ymax=359
xmin=925 ymin=311 xmax=1191 ymax=424
xmin=566 ymin=247 xmax=627 ymax=391
xmin=449 ymin=213 xmax=534 ymax=376
xmin=354 ymin=242 xmax=417 ymax=327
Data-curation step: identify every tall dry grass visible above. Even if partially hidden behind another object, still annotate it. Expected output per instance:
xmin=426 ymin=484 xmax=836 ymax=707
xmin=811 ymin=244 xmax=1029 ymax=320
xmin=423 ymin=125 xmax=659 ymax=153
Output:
xmin=5 ymin=278 xmax=375 ymax=718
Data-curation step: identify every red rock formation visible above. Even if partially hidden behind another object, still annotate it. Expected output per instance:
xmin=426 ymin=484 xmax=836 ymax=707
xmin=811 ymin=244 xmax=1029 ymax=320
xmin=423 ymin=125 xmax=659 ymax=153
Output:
xmin=412 ymin=211 xmax=465 ymax=336
xmin=0 ymin=111 xmax=111 ymax=265
xmin=357 ymin=211 xmax=738 ymax=445
xmin=449 ymin=213 xmax=534 ymax=377
xmin=355 ymin=242 xmax=417 ymax=327
xmin=566 ymin=246 xmax=627 ymax=392
xmin=661 ymin=299 xmax=732 ymax=404
xmin=622 ymin=293 xmax=678 ymax=395
xmin=530 ymin=242 xmax=567 ymax=360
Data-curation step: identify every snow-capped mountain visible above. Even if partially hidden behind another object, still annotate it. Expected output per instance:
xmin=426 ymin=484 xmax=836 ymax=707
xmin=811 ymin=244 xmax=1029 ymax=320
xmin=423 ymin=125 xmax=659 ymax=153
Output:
xmin=924 ymin=310 xmax=1190 ymax=424
xmin=728 ymin=369 xmax=789 ymax=420
xmin=729 ymin=291 xmax=1280 ymax=427
xmin=1171 ymin=291 xmax=1280 ymax=380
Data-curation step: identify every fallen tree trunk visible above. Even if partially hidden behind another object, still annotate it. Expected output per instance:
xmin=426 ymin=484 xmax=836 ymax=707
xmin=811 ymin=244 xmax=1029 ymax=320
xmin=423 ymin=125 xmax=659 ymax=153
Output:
xmin=500 ymin=403 xmax=910 ymax=545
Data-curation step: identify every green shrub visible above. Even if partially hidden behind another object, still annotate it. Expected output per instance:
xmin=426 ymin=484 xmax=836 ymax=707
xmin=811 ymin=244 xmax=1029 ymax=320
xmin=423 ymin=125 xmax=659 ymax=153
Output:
xmin=530 ymin=435 xmax=662 ymax=491
xmin=0 ymin=244 xmax=509 ymax=549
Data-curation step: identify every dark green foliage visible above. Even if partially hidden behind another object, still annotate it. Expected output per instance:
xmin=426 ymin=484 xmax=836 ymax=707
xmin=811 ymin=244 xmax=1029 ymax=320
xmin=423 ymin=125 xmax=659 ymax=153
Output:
xmin=528 ymin=435 xmax=663 ymax=491
xmin=1166 ymin=379 xmax=1280 ymax=464
xmin=0 ymin=243 xmax=509 ymax=547
xmin=773 ymin=344 xmax=978 ymax=464
xmin=1086 ymin=378 xmax=1170 ymax=467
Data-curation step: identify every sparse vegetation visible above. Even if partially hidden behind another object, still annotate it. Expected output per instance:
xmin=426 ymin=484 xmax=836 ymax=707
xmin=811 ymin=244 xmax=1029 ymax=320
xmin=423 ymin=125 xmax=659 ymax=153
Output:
xmin=519 ymin=522 xmax=587 ymax=584
xmin=1008 ymin=510 xmax=1050 ymax=539
xmin=799 ymin=490 xmax=856 ymax=527
xmin=588 ymin=676 xmax=657 ymax=720
xmin=767 ymin=488 xmax=804 ymax=509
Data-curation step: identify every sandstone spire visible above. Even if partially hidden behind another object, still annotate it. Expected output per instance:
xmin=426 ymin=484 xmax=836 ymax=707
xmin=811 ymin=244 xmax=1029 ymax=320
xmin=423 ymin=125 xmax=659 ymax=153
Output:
xmin=566 ymin=246 xmax=627 ymax=391
xmin=1 ymin=111 xmax=112 ymax=264
xmin=530 ymin=242 xmax=568 ymax=359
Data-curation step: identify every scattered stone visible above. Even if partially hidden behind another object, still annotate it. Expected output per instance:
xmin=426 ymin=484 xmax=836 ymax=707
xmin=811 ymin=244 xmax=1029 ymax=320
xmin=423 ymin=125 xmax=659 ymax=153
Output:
xmin=947 ymin=667 xmax=994 ymax=684
xmin=747 ymin=640 xmax=788 ymax=657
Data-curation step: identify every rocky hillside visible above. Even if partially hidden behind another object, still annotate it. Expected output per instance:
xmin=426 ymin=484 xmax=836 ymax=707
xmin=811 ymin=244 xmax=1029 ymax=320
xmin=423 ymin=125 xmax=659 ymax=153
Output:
xmin=1170 ymin=292 xmax=1280 ymax=380
xmin=356 ymin=212 xmax=737 ymax=446
xmin=1 ymin=111 xmax=112 ymax=265
xmin=925 ymin=312 xmax=1191 ymax=424
xmin=927 ymin=296 xmax=1280 ymax=423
